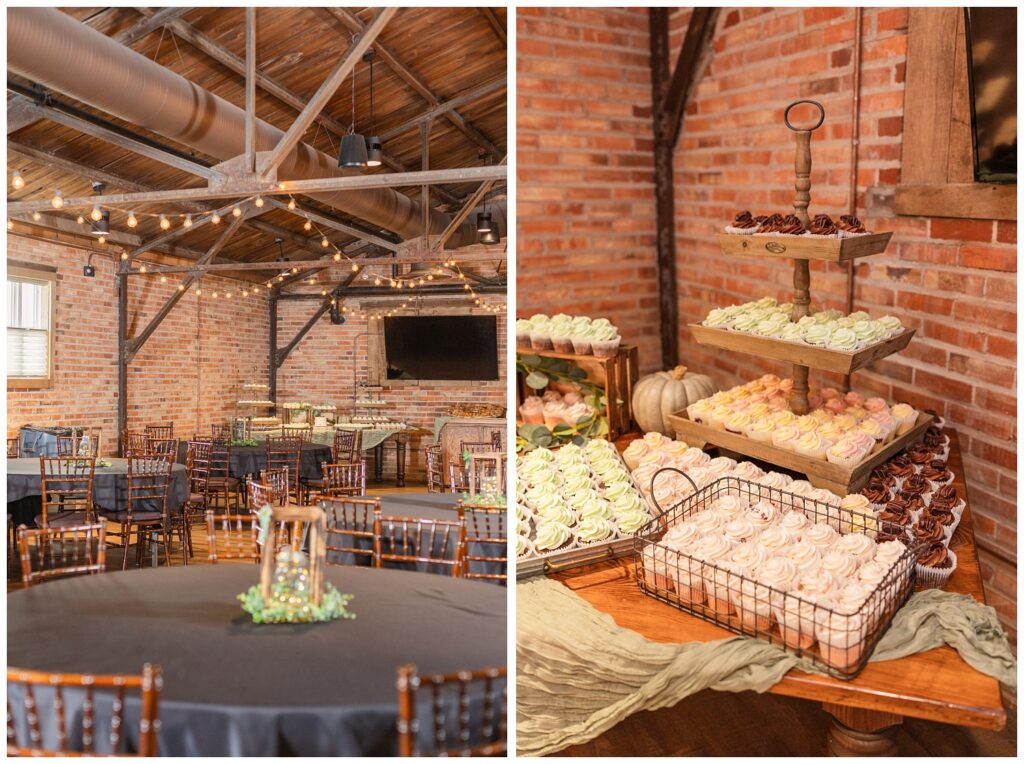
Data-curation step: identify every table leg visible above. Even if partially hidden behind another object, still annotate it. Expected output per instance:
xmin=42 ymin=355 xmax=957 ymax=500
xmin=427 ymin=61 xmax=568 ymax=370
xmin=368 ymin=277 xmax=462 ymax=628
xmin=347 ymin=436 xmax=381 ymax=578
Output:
xmin=823 ymin=703 xmax=902 ymax=756
xmin=374 ymin=444 xmax=384 ymax=484
xmin=396 ymin=437 xmax=406 ymax=488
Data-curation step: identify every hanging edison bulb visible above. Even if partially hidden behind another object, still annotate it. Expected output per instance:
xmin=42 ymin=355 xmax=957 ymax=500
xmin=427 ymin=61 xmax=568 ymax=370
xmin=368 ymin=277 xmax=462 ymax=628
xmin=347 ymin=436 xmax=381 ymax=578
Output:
xmin=254 ymin=195 xmax=264 ymax=208
xmin=11 ymin=170 xmax=25 ymax=190
xmin=183 ymin=214 xmax=193 ymax=228
xmin=127 ymin=210 xmax=138 ymax=228
xmin=211 ymin=212 xmax=222 ymax=224
xmin=6 ymin=219 xmax=13 ymax=230
xmin=97 ymin=235 xmax=107 ymax=245
xmin=159 ymin=214 xmax=171 ymax=230
xmin=350 ymin=262 xmax=358 ymax=272
xmin=76 ymin=214 xmax=86 ymax=225
xmin=160 ymin=275 xmax=167 ymax=283
xmin=333 ymin=252 xmax=341 ymax=261
xmin=373 ymin=277 xmax=381 ymax=286
xmin=51 ymin=190 xmax=64 ymax=209
xmin=232 ymin=205 xmax=242 ymax=218
xmin=287 ymin=197 xmax=296 ymax=211
xmin=303 ymin=219 xmax=312 ymax=231
xmin=90 ymin=205 xmax=103 ymax=222
xmin=321 ymin=236 xmax=329 ymax=248
xmin=31 ymin=211 xmax=42 ymax=221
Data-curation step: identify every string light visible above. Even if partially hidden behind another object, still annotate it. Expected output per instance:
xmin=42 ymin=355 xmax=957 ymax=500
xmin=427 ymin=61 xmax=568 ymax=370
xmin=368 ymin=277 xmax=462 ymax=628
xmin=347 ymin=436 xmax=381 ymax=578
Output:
xmin=160 ymin=275 xmax=167 ymax=283
xmin=90 ymin=205 xmax=103 ymax=222
xmin=97 ymin=235 xmax=106 ymax=245
xmin=196 ymin=288 xmax=202 ymax=296
xmin=183 ymin=214 xmax=193 ymax=228
xmin=232 ymin=205 xmax=242 ymax=218
xmin=321 ymin=236 xmax=329 ymax=248
xmin=51 ymin=190 xmax=64 ymax=209
xmin=211 ymin=212 xmax=221 ymax=224
xmin=287 ymin=197 xmax=296 ymax=211
xmin=303 ymin=220 xmax=312 ymax=231
xmin=373 ymin=277 xmax=381 ymax=286
xmin=127 ymin=210 xmax=138 ymax=228
xmin=254 ymin=195 xmax=264 ymax=208
xmin=333 ymin=252 xmax=341 ymax=261
xmin=121 ymin=252 xmax=129 ymax=260
xmin=177 ymin=284 xmax=185 ymax=292
xmin=11 ymin=171 xmax=25 ymax=190
xmin=76 ymin=215 xmax=85 ymax=225
xmin=6 ymin=219 xmax=13 ymax=230
xmin=350 ymin=263 xmax=359 ymax=272
xmin=159 ymin=214 xmax=171 ymax=230
xmin=242 ymin=290 xmax=249 ymax=297
xmin=31 ymin=211 xmax=41 ymax=222
xmin=139 ymin=265 xmax=147 ymax=273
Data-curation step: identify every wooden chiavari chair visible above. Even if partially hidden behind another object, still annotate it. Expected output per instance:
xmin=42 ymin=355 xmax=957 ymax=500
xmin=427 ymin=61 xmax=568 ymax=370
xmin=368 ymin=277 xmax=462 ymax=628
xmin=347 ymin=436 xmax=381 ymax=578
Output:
xmin=447 ymin=462 xmax=471 ymax=494
xmin=145 ymin=437 xmax=179 ymax=460
xmin=122 ymin=430 xmax=149 ymax=457
xmin=7 ymin=663 xmax=162 ymax=756
xmin=317 ymin=462 xmax=366 ymax=499
xmin=457 ymin=500 xmax=508 ymax=583
xmin=373 ymin=511 xmax=466 ymax=576
xmin=322 ymin=497 xmax=378 ymax=565
xmin=7 ymin=436 xmax=21 ymax=458
xmin=18 ymin=523 xmax=107 ymax=587
xmin=247 ymin=479 xmax=304 ymax=552
xmin=205 ymin=511 xmax=259 ymax=563
xmin=425 ymin=445 xmax=446 ymax=493
xmin=207 ymin=438 xmax=241 ymax=511
xmin=56 ymin=430 xmax=101 ymax=458
xmin=37 ymin=457 xmax=96 ymax=528
xmin=265 ymin=436 xmax=303 ymax=504
xmin=179 ymin=440 xmax=212 ymax=559
xmin=100 ymin=454 xmax=177 ymax=569
xmin=333 ymin=428 xmax=363 ymax=463
xmin=247 ymin=478 xmax=275 ymax=510
xmin=145 ymin=422 xmax=174 ymax=440
xmin=468 ymin=452 xmax=507 ymax=497
xmin=211 ymin=423 xmax=233 ymax=440
xmin=396 ymin=664 xmax=507 ymax=757
xmin=260 ymin=467 xmax=290 ymax=506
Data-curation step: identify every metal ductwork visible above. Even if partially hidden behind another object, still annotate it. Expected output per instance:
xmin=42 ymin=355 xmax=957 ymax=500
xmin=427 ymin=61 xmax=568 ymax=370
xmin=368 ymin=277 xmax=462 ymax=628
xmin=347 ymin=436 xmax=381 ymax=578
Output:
xmin=7 ymin=7 xmax=506 ymax=249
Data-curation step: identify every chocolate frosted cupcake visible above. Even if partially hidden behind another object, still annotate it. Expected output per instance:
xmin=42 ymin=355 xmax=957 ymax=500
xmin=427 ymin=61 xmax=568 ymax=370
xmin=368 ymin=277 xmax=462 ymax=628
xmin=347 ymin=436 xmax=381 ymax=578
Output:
xmin=930 ymin=484 xmax=961 ymax=510
xmin=861 ymin=479 xmax=892 ymax=507
xmin=916 ymin=541 xmax=957 ymax=589
xmin=906 ymin=446 xmax=934 ymax=466
xmin=886 ymin=455 xmax=917 ymax=485
xmin=807 ymin=213 xmax=838 ymax=238
xmin=756 ymin=213 xmax=783 ymax=232
xmin=901 ymin=474 xmax=931 ymax=498
xmin=725 ymin=210 xmax=760 ymax=235
xmin=912 ymin=514 xmax=946 ymax=545
xmin=776 ymin=214 xmax=807 ymax=236
xmin=922 ymin=503 xmax=956 ymax=527
xmin=877 ymin=502 xmax=912 ymax=527
xmin=895 ymin=490 xmax=925 ymax=513
xmin=876 ymin=527 xmax=912 ymax=545
xmin=836 ymin=214 xmax=869 ymax=237
xmin=920 ymin=461 xmax=954 ymax=488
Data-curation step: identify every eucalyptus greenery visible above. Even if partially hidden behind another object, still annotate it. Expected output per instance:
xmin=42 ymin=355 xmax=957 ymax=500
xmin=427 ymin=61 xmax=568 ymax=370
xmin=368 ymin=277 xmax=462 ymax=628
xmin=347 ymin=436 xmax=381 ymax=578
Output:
xmin=516 ymin=353 xmax=610 ymax=451
xmin=232 ymin=438 xmax=259 ymax=447
xmin=238 ymin=583 xmax=356 ymax=624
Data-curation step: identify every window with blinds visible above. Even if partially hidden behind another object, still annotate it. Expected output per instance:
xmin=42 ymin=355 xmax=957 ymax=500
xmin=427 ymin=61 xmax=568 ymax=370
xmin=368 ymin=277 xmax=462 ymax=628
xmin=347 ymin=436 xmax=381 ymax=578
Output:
xmin=7 ymin=272 xmax=52 ymax=384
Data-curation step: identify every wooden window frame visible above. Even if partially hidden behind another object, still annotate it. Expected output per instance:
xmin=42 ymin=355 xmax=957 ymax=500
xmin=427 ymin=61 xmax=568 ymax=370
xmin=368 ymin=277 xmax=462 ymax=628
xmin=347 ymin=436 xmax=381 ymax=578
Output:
xmin=894 ymin=8 xmax=1016 ymax=221
xmin=7 ymin=261 xmax=57 ymax=390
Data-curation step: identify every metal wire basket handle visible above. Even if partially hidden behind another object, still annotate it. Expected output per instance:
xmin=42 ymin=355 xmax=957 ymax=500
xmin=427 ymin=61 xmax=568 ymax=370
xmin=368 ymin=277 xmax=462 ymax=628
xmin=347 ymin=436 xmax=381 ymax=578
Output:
xmin=648 ymin=467 xmax=701 ymax=518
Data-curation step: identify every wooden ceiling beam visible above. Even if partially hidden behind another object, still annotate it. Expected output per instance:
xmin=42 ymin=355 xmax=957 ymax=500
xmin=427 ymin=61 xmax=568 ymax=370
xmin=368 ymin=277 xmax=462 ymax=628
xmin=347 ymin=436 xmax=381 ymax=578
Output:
xmin=244 ymin=7 xmax=257 ymax=174
xmin=263 ymin=197 xmax=396 ymax=251
xmin=323 ymin=7 xmax=503 ymax=161
xmin=377 ymin=78 xmax=505 ymax=142
xmin=113 ymin=7 xmax=189 ymax=46
xmin=479 ymin=8 xmax=506 ymax=45
xmin=662 ymin=8 xmax=719 ymax=149
xmin=433 ymin=154 xmax=506 ymax=250
xmin=7 ymin=98 xmax=42 ymax=134
xmin=257 ymin=7 xmax=397 ymax=177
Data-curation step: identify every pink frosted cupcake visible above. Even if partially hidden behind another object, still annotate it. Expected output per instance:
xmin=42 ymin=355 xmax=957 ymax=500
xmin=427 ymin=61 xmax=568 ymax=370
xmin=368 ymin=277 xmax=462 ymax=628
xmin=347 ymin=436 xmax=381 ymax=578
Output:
xmin=520 ymin=396 xmax=545 ymax=425
xmin=542 ymin=401 xmax=570 ymax=430
xmin=824 ymin=398 xmax=847 ymax=415
xmin=856 ymin=419 xmax=886 ymax=453
xmin=844 ymin=391 xmax=866 ymax=407
xmin=819 ymin=387 xmax=840 ymax=401
xmin=864 ymin=397 xmax=889 ymax=414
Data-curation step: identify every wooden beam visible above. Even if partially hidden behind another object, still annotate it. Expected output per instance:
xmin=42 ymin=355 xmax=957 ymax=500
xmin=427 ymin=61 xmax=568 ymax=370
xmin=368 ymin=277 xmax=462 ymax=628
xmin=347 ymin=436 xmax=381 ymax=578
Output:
xmin=244 ymin=7 xmax=257 ymax=174
xmin=662 ymin=8 xmax=719 ymax=148
xmin=113 ymin=7 xmax=189 ymax=46
xmin=7 ymin=98 xmax=42 ymax=134
xmin=7 ymin=165 xmax=507 ymax=214
xmin=117 ymin=266 xmax=129 ymax=454
xmin=278 ymin=283 xmax=507 ymax=300
xmin=650 ymin=9 xmax=679 ymax=369
xmin=127 ymin=199 xmax=248 ymax=260
xmin=324 ymin=7 xmax=503 ymax=161
xmin=8 ymin=140 xmax=150 ymax=193
xmin=263 ymin=197 xmax=397 ymax=251
xmin=125 ymin=213 xmax=246 ymax=360
xmin=377 ymin=78 xmax=505 ymax=142
xmin=268 ymin=294 xmax=278 ymax=398
xmin=434 ymin=155 xmax=507 ymax=250
xmin=7 ymin=96 xmax=217 ymax=180
xmin=479 ymin=8 xmax=506 ymax=45
xmin=257 ymin=7 xmax=397 ymax=177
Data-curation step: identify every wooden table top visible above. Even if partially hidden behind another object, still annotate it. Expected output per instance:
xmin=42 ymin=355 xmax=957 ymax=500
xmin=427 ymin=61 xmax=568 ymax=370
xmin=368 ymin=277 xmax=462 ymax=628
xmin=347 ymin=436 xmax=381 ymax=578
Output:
xmin=549 ymin=429 xmax=1006 ymax=731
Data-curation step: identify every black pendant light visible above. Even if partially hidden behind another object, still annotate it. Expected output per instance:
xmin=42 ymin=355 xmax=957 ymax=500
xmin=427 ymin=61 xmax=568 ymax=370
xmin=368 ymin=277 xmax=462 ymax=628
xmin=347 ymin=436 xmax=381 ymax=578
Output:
xmin=363 ymin=50 xmax=383 ymax=167
xmin=338 ymin=51 xmax=368 ymax=169
xmin=476 ymin=211 xmax=492 ymax=233
xmin=480 ymin=220 xmax=500 ymax=245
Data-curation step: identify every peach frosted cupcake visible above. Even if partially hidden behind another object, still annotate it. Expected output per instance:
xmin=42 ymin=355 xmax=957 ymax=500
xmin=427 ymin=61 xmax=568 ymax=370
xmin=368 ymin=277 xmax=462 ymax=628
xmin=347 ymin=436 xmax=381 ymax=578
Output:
xmin=803 ymin=522 xmax=839 ymax=550
xmin=836 ymin=533 xmax=877 ymax=565
xmin=890 ymin=403 xmax=918 ymax=435
xmin=816 ymin=606 xmax=867 ymax=671
xmin=863 ymin=397 xmax=889 ymax=414
xmin=725 ymin=411 xmax=752 ymax=436
xmin=621 ymin=438 xmax=651 ymax=470
xmin=856 ymin=418 xmax=886 ymax=453
xmin=771 ymin=425 xmax=801 ymax=452
xmin=795 ymin=431 xmax=829 ymax=460
xmin=729 ymin=543 xmax=772 ymax=631
xmin=826 ymin=436 xmax=867 ymax=468
xmin=706 ymin=405 xmax=733 ymax=432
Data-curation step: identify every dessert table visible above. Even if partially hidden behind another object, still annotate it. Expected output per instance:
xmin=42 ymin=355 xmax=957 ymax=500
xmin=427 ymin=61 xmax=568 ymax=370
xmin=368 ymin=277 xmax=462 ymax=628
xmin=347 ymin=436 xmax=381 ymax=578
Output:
xmin=542 ymin=430 xmax=1005 ymax=755
xmin=6 ymin=458 xmax=189 ymax=527
xmin=7 ymin=565 xmax=506 ymax=756
xmin=174 ymin=442 xmax=333 ymax=482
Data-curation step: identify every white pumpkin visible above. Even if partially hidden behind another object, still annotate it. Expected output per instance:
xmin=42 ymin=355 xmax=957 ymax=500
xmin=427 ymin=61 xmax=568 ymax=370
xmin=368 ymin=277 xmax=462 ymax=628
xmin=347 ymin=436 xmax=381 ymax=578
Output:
xmin=632 ymin=365 xmax=717 ymax=436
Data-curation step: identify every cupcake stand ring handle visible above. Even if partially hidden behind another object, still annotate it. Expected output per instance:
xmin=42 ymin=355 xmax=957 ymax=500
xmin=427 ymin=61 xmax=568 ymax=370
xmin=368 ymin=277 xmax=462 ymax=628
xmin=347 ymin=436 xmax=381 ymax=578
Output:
xmin=783 ymin=99 xmax=825 ymax=415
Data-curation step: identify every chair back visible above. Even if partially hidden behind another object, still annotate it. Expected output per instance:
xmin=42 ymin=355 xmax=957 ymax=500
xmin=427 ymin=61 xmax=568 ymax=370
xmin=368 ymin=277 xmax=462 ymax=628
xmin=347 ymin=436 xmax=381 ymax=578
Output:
xmin=7 ymin=663 xmax=162 ymax=756
xmin=468 ymin=452 xmax=507 ymax=497
xmin=56 ymin=430 xmax=101 ymax=458
xmin=209 ymin=438 xmax=233 ymax=479
xmin=205 ymin=511 xmax=259 ymax=563
xmin=320 ymin=462 xmax=366 ymax=499
xmin=126 ymin=454 xmax=172 ymax=521
xmin=425 ymin=445 xmax=445 ymax=493
xmin=18 ymin=523 xmax=107 ymax=587
xmin=265 ymin=436 xmax=303 ymax=502
xmin=460 ymin=440 xmax=494 ymax=456
xmin=259 ymin=467 xmax=290 ymax=506
xmin=322 ymin=497 xmax=378 ymax=564
xmin=210 ymin=423 xmax=233 ymax=439
xmin=122 ymin=430 xmax=149 ymax=457
xmin=458 ymin=500 xmax=508 ymax=582
xmin=185 ymin=440 xmax=212 ymax=498
xmin=396 ymin=664 xmax=507 ymax=757
xmin=447 ymin=462 xmax=469 ymax=494
xmin=145 ymin=437 xmax=179 ymax=459
xmin=373 ymin=512 xmax=466 ymax=576
xmin=7 ymin=437 xmax=21 ymax=458
xmin=247 ymin=478 xmax=276 ymax=510
xmin=333 ymin=428 xmax=362 ymax=463
xmin=144 ymin=423 xmax=174 ymax=440
xmin=39 ymin=457 xmax=96 ymax=527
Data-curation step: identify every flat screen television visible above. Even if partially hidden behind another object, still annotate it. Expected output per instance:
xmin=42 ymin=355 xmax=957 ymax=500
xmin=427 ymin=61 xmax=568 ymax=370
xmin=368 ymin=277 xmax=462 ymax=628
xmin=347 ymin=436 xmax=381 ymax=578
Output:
xmin=383 ymin=315 xmax=499 ymax=381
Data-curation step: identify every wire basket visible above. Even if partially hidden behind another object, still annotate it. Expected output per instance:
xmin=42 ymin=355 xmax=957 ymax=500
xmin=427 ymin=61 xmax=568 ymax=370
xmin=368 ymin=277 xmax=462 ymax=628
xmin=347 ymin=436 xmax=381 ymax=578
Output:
xmin=633 ymin=467 xmax=920 ymax=679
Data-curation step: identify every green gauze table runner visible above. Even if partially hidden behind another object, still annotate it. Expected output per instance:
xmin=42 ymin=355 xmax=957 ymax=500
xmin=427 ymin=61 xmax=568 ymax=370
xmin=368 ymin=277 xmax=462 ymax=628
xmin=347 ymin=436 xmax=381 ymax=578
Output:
xmin=516 ymin=579 xmax=1016 ymax=756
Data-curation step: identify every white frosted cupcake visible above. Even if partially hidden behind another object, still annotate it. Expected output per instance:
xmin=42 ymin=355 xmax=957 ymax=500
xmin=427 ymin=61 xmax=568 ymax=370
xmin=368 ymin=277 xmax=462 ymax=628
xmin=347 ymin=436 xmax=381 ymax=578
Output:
xmin=890 ymin=403 xmax=918 ymax=436
xmin=815 ymin=606 xmax=867 ymax=671
xmin=836 ymin=532 xmax=876 ymax=564
xmin=622 ymin=439 xmax=651 ymax=471
xmin=692 ymin=535 xmax=738 ymax=615
xmin=515 ymin=318 xmax=533 ymax=348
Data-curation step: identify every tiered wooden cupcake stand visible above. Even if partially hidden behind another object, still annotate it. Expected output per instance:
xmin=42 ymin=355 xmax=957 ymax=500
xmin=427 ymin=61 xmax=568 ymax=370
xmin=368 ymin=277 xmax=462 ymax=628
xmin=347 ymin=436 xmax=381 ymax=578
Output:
xmin=669 ymin=100 xmax=931 ymax=495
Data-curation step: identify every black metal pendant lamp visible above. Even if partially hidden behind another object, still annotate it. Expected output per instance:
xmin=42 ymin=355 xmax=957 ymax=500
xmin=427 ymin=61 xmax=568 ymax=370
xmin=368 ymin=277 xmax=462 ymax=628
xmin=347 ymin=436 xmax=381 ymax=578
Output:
xmin=364 ymin=50 xmax=383 ymax=167
xmin=338 ymin=51 xmax=368 ymax=169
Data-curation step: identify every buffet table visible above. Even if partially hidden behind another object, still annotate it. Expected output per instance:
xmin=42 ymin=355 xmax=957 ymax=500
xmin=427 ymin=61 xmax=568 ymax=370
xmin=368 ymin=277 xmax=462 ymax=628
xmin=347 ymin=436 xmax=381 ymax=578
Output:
xmin=541 ymin=430 xmax=1005 ymax=755
xmin=8 ymin=565 xmax=506 ymax=756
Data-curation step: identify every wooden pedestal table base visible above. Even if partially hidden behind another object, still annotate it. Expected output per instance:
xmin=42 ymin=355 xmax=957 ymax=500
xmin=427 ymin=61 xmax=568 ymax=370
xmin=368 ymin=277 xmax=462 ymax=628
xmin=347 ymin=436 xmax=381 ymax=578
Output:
xmin=547 ymin=431 xmax=1005 ymax=756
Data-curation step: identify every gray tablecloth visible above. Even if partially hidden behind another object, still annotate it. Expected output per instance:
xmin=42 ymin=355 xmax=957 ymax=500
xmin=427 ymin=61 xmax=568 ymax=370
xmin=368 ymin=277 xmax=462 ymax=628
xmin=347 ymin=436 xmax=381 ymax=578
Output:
xmin=6 ymin=458 xmax=188 ymax=519
xmin=326 ymin=493 xmax=507 ymax=579
xmin=7 ymin=565 xmax=506 ymax=756
xmin=174 ymin=443 xmax=332 ymax=481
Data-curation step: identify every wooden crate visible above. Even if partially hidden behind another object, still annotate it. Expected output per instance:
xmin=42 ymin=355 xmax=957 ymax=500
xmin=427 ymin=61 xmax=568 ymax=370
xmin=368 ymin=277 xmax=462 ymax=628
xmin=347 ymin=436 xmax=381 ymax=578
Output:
xmin=689 ymin=325 xmax=916 ymax=375
xmin=666 ymin=409 xmax=934 ymax=496
xmin=716 ymin=232 xmax=893 ymax=262
xmin=516 ymin=345 xmax=639 ymax=439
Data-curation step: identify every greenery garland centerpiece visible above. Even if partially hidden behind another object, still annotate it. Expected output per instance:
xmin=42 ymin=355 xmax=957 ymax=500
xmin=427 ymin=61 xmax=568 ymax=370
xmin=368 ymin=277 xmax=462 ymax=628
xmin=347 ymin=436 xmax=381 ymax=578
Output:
xmin=516 ymin=353 xmax=610 ymax=451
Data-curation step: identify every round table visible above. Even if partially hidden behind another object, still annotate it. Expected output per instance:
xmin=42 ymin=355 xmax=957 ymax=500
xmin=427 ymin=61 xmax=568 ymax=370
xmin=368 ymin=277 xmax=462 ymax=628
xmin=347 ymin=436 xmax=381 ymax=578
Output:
xmin=6 ymin=458 xmax=189 ymax=527
xmin=174 ymin=442 xmax=333 ymax=481
xmin=7 ymin=565 xmax=506 ymax=756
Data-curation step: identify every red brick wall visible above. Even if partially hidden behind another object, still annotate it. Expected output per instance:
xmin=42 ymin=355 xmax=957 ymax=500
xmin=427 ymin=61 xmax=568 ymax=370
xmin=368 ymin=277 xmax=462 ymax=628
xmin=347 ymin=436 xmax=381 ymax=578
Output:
xmin=516 ymin=7 xmax=1017 ymax=636
xmin=517 ymin=7 xmax=662 ymax=372
xmin=276 ymin=299 xmax=507 ymax=481
xmin=6 ymin=235 xmax=269 ymax=453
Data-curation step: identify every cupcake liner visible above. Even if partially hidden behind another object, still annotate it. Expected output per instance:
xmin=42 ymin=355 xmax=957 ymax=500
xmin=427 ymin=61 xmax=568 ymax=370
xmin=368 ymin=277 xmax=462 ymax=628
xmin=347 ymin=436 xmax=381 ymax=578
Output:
xmin=570 ymin=336 xmax=593 ymax=355
xmin=516 ymin=535 xmax=536 ymax=558
xmin=915 ymin=548 xmax=957 ymax=590
xmin=724 ymin=225 xmax=757 ymax=235
xmin=529 ymin=330 xmax=553 ymax=351
xmin=591 ymin=338 xmax=621 ymax=359
xmin=837 ymin=229 xmax=871 ymax=239
xmin=516 ymin=332 xmax=532 ymax=349
xmin=550 ymin=336 xmax=574 ymax=354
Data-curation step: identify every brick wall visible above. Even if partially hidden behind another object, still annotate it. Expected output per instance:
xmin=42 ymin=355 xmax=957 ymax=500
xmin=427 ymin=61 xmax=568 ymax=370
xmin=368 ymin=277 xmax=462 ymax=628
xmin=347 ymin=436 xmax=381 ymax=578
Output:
xmin=276 ymin=298 xmax=507 ymax=481
xmin=6 ymin=234 xmax=269 ymax=453
xmin=516 ymin=7 xmax=1017 ymax=636
xmin=517 ymin=7 xmax=662 ymax=372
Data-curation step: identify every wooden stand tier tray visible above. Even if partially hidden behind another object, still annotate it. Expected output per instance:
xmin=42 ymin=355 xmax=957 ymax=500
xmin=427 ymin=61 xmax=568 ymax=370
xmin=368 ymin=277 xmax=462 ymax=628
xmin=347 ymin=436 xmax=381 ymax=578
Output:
xmin=689 ymin=325 xmax=916 ymax=375
xmin=516 ymin=345 xmax=639 ymax=439
xmin=667 ymin=410 xmax=933 ymax=495
xmin=717 ymin=232 xmax=893 ymax=262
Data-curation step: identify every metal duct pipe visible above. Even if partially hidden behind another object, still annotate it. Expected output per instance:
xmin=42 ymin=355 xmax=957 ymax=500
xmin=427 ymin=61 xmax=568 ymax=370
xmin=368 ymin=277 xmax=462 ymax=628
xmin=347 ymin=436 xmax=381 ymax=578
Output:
xmin=7 ymin=7 xmax=505 ymax=248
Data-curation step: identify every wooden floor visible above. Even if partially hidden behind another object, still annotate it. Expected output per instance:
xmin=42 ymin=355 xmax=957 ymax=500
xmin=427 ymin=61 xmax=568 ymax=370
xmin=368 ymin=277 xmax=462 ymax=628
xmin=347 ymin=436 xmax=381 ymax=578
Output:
xmin=555 ymin=688 xmax=1017 ymax=756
